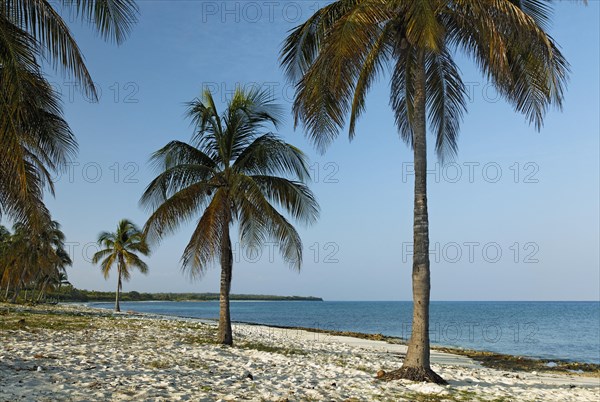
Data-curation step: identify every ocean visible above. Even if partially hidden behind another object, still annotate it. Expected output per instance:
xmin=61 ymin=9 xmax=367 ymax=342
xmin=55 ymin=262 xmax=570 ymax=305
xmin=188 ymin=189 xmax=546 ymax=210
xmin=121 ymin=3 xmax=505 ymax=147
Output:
xmin=90 ymin=300 xmax=600 ymax=364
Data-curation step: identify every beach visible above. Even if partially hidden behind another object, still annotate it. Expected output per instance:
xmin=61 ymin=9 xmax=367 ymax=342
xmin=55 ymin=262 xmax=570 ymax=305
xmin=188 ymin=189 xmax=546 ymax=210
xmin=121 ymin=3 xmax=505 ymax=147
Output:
xmin=1 ymin=303 xmax=598 ymax=401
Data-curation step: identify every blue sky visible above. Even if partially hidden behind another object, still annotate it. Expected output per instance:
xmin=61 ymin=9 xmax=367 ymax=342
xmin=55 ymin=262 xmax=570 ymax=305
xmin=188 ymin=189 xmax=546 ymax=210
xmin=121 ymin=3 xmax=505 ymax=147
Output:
xmin=39 ymin=1 xmax=600 ymax=301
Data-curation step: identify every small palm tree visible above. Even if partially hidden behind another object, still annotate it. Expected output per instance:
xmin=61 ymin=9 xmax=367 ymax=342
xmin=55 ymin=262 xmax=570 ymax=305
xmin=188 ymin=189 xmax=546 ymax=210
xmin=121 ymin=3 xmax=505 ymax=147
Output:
xmin=141 ymin=88 xmax=319 ymax=345
xmin=57 ymin=271 xmax=71 ymax=290
xmin=92 ymin=219 xmax=150 ymax=312
xmin=281 ymin=0 xmax=569 ymax=383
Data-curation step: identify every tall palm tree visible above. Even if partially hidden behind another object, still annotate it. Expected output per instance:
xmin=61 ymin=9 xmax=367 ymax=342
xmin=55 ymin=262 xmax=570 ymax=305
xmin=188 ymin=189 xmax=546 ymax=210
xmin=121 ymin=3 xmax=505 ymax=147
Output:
xmin=0 ymin=0 xmax=138 ymax=228
xmin=281 ymin=0 xmax=568 ymax=383
xmin=92 ymin=219 xmax=149 ymax=312
xmin=141 ymin=88 xmax=319 ymax=345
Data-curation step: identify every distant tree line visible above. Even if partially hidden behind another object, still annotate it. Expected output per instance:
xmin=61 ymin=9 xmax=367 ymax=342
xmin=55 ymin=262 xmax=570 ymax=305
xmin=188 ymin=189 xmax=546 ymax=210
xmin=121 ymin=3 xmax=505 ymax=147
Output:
xmin=48 ymin=286 xmax=322 ymax=302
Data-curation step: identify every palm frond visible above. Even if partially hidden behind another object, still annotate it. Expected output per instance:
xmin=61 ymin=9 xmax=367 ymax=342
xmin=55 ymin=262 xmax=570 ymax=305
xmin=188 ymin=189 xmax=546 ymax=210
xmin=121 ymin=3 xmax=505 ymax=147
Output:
xmin=289 ymin=0 xmax=393 ymax=152
xmin=249 ymin=175 xmax=319 ymax=226
xmin=99 ymin=253 xmax=116 ymax=279
xmin=0 ymin=9 xmax=77 ymax=226
xmin=233 ymin=134 xmax=311 ymax=181
xmin=149 ymin=140 xmax=217 ymax=172
xmin=5 ymin=0 xmax=96 ymax=97
xmin=122 ymin=250 xmax=149 ymax=275
xmin=140 ymin=165 xmax=218 ymax=212
xmin=508 ymin=0 xmax=553 ymax=30
xmin=349 ymin=22 xmax=393 ymax=137
xmin=262 ymin=204 xmax=304 ymax=271
xmin=91 ymin=247 xmax=114 ymax=264
xmin=447 ymin=0 xmax=568 ymax=129
xmin=180 ymin=188 xmax=228 ymax=278
xmin=400 ymin=0 xmax=445 ymax=51
xmin=231 ymin=175 xmax=306 ymax=270
xmin=63 ymin=0 xmax=139 ymax=44
xmin=389 ymin=45 xmax=418 ymax=146
xmin=142 ymin=181 xmax=214 ymax=244
xmin=425 ymin=48 xmax=467 ymax=161
xmin=280 ymin=0 xmax=363 ymax=83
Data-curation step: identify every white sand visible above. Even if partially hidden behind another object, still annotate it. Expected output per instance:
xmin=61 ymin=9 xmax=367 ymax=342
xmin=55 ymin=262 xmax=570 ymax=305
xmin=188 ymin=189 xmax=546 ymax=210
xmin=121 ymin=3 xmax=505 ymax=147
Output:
xmin=1 ymin=304 xmax=598 ymax=401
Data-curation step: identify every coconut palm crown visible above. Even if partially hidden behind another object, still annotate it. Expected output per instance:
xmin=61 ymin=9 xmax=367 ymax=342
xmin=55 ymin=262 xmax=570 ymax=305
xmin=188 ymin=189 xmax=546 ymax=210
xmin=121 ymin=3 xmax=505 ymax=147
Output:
xmin=141 ymin=87 xmax=319 ymax=345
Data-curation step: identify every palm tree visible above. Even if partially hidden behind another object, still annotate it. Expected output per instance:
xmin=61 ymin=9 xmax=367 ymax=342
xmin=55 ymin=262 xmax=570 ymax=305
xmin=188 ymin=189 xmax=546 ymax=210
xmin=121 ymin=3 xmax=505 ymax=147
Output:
xmin=141 ymin=88 xmax=319 ymax=345
xmin=92 ymin=219 xmax=150 ymax=312
xmin=0 ymin=219 xmax=71 ymax=302
xmin=57 ymin=271 xmax=71 ymax=291
xmin=35 ymin=248 xmax=72 ymax=302
xmin=0 ymin=0 xmax=138 ymax=228
xmin=280 ymin=0 xmax=568 ymax=383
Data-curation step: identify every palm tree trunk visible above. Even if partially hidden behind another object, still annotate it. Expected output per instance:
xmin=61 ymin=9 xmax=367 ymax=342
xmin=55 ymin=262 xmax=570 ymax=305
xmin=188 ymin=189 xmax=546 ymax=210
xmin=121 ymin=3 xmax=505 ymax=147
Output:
xmin=4 ymin=278 xmax=11 ymax=300
xmin=11 ymin=274 xmax=24 ymax=302
xmin=218 ymin=218 xmax=234 ymax=345
xmin=382 ymin=53 xmax=445 ymax=384
xmin=36 ymin=284 xmax=44 ymax=302
xmin=36 ymin=277 xmax=48 ymax=303
xmin=115 ymin=263 xmax=122 ymax=312
xmin=10 ymin=284 xmax=19 ymax=303
xmin=13 ymin=269 xmax=28 ymax=303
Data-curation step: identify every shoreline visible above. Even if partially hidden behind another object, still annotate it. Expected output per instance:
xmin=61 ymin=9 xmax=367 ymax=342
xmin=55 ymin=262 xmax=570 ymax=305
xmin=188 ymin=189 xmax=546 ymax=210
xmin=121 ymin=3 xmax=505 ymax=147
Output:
xmin=2 ymin=302 xmax=599 ymax=401
xmin=84 ymin=301 xmax=600 ymax=373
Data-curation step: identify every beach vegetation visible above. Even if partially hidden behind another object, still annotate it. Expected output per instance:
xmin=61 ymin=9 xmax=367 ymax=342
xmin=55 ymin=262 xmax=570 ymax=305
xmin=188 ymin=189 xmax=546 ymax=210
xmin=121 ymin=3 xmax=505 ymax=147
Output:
xmin=182 ymin=332 xmax=220 ymax=346
xmin=0 ymin=311 xmax=94 ymax=332
xmin=147 ymin=360 xmax=172 ymax=370
xmin=433 ymin=346 xmax=600 ymax=376
xmin=238 ymin=340 xmax=308 ymax=356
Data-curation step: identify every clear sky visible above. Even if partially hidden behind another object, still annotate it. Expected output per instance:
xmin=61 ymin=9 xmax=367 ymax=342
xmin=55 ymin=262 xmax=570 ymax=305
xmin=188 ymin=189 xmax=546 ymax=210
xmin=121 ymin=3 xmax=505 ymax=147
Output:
xmin=39 ymin=1 xmax=599 ymax=301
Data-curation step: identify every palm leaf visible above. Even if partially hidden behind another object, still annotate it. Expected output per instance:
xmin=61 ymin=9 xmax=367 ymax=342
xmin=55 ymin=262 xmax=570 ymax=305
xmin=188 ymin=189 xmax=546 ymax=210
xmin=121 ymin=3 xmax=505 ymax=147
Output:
xmin=180 ymin=188 xmax=228 ymax=278
xmin=425 ymin=48 xmax=467 ymax=161
xmin=63 ymin=0 xmax=139 ymax=44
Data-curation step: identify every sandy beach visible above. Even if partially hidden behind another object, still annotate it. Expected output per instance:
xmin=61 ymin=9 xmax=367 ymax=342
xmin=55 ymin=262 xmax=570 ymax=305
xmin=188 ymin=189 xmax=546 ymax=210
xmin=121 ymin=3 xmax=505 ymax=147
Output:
xmin=1 ymin=303 xmax=598 ymax=401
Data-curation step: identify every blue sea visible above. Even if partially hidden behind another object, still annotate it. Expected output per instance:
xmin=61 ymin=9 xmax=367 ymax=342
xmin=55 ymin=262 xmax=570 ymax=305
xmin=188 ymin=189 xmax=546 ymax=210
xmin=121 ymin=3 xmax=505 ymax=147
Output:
xmin=90 ymin=301 xmax=600 ymax=364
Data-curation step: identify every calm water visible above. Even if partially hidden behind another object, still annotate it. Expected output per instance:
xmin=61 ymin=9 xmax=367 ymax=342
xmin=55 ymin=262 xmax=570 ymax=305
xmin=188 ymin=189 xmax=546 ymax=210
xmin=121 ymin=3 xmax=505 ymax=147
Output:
xmin=90 ymin=301 xmax=600 ymax=364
